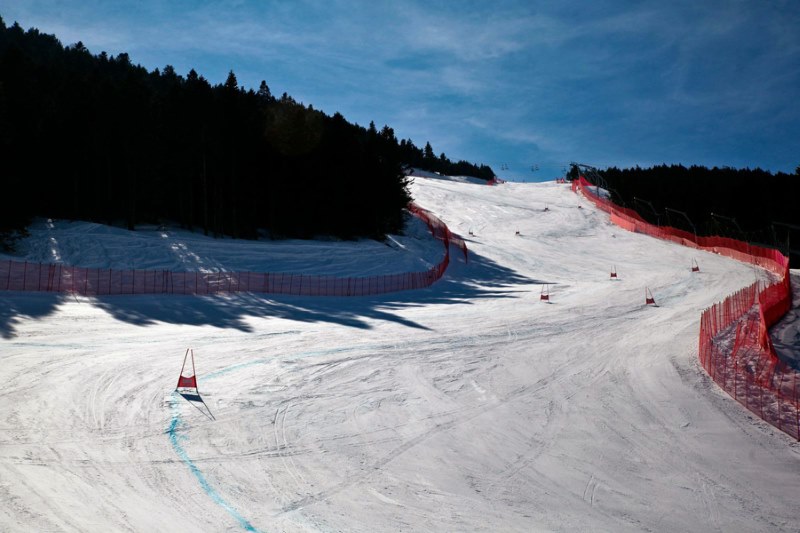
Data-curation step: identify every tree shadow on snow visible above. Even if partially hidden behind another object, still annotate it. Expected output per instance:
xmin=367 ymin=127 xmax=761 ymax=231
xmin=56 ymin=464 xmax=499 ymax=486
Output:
xmin=0 ymin=247 xmax=556 ymax=336
xmin=0 ymin=292 xmax=70 ymax=339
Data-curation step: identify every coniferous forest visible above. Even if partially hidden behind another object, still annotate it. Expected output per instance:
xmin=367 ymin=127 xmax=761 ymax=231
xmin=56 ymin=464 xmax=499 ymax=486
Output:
xmin=0 ymin=18 xmax=494 ymax=247
xmin=578 ymin=164 xmax=800 ymax=265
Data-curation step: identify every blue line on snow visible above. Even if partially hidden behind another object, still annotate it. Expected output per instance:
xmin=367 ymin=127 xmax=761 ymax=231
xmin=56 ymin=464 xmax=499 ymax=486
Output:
xmin=204 ymin=358 xmax=269 ymax=380
xmin=166 ymin=344 xmax=374 ymax=531
xmin=167 ymin=392 xmax=263 ymax=533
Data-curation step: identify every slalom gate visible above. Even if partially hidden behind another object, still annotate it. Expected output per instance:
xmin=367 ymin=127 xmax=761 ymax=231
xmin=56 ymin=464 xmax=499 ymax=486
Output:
xmin=573 ymin=177 xmax=797 ymax=440
xmin=0 ymin=203 xmax=467 ymax=298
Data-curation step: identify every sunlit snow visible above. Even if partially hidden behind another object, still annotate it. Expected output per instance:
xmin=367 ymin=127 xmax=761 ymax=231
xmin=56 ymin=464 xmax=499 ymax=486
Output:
xmin=1 ymin=175 xmax=798 ymax=532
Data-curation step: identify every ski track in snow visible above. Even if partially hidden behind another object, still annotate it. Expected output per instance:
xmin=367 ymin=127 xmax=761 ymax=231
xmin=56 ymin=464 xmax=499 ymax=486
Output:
xmin=1 ymin=176 xmax=799 ymax=532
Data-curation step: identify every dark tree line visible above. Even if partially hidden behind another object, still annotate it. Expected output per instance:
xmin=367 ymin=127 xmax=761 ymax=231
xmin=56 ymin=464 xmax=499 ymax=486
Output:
xmin=584 ymin=164 xmax=800 ymax=265
xmin=398 ymin=139 xmax=495 ymax=181
xmin=0 ymin=18 xmax=494 ymax=248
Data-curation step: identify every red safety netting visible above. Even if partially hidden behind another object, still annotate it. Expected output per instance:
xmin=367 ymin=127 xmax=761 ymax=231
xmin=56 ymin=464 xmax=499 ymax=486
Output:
xmin=0 ymin=203 xmax=467 ymax=298
xmin=407 ymin=202 xmax=468 ymax=262
xmin=574 ymin=177 xmax=797 ymax=440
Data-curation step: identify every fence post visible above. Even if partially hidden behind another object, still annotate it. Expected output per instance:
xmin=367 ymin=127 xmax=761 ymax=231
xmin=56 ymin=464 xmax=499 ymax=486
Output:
xmin=777 ymin=369 xmax=785 ymax=432
xmin=733 ymin=336 xmax=738 ymax=399
xmin=795 ymin=370 xmax=799 ymax=440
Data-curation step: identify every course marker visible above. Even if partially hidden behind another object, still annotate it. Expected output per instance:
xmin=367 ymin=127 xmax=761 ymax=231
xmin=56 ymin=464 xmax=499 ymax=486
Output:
xmin=176 ymin=348 xmax=199 ymax=393
xmin=645 ymin=287 xmax=656 ymax=306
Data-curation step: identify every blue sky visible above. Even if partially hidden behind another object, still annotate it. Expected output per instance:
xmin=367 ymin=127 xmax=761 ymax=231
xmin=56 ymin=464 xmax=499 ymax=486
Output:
xmin=2 ymin=0 xmax=799 ymax=182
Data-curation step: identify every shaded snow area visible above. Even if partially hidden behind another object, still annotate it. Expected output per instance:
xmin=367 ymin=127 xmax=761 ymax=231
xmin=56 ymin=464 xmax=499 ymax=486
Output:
xmin=5 ymin=214 xmax=442 ymax=275
xmin=773 ymin=271 xmax=800 ymax=368
xmin=406 ymin=166 xmax=489 ymax=185
xmin=1 ymin=177 xmax=799 ymax=532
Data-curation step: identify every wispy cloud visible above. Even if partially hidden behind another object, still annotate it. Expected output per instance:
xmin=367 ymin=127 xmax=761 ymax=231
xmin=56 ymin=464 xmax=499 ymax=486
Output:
xmin=2 ymin=0 xmax=799 ymax=180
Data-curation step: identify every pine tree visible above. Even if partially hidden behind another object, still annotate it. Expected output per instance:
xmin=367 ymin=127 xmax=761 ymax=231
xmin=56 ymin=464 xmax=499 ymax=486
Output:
xmin=423 ymin=141 xmax=435 ymax=161
xmin=257 ymin=80 xmax=272 ymax=103
xmin=224 ymin=70 xmax=238 ymax=92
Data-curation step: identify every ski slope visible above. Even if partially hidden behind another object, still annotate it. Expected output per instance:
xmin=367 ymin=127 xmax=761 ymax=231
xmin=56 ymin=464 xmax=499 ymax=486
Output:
xmin=1 ymin=176 xmax=799 ymax=532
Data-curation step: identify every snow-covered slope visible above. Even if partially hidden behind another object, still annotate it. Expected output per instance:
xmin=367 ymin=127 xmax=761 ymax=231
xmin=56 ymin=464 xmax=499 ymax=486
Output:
xmin=1 ymin=177 xmax=798 ymax=532
xmin=5 ymin=214 xmax=443 ymax=275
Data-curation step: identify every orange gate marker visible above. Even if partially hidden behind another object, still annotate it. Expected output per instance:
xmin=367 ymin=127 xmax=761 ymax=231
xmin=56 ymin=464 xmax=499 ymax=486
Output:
xmin=540 ymin=284 xmax=550 ymax=302
xmin=610 ymin=265 xmax=618 ymax=279
xmin=645 ymin=287 xmax=656 ymax=306
xmin=176 ymin=348 xmax=199 ymax=392
xmin=691 ymin=258 xmax=700 ymax=272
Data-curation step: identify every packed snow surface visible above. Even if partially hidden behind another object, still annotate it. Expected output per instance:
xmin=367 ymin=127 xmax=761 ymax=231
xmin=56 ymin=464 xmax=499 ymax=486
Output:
xmin=1 ymin=177 xmax=799 ymax=532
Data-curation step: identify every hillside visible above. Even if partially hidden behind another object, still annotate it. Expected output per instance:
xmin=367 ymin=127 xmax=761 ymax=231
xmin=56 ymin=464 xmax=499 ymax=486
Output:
xmin=0 ymin=19 xmax=493 ymax=245
xmin=1 ymin=176 xmax=799 ymax=532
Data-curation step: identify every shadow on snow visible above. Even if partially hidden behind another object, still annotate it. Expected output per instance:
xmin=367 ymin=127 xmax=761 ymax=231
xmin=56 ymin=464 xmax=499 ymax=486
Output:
xmin=0 ymin=246 xmax=555 ymax=338
xmin=0 ymin=292 xmax=70 ymax=340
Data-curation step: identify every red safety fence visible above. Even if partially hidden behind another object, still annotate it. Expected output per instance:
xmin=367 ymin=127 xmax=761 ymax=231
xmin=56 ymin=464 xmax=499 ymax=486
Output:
xmin=0 ymin=203 xmax=467 ymax=298
xmin=407 ymin=202 xmax=468 ymax=263
xmin=574 ymin=177 xmax=798 ymax=440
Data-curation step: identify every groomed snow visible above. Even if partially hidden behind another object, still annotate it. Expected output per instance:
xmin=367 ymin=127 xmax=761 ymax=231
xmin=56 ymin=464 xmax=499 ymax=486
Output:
xmin=1 ymin=176 xmax=799 ymax=532
xmin=8 ymin=213 xmax=443 ymax=275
